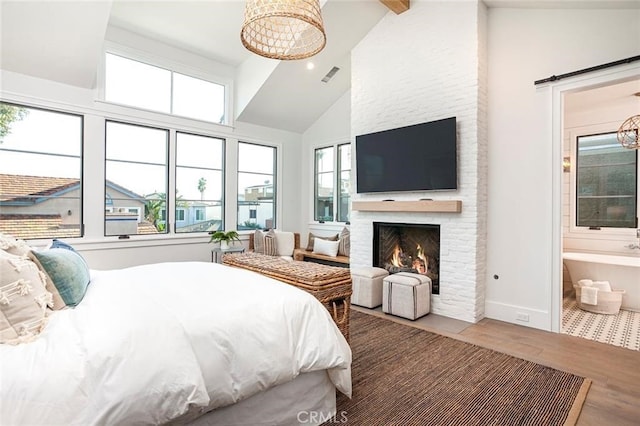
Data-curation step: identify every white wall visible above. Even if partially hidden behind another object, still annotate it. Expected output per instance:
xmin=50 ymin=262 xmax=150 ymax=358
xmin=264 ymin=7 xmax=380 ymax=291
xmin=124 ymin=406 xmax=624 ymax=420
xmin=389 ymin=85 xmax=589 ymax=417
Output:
xmin=350 ymin=1 xmax=488 ymax=323
xmin=486 ymin=7 xmax=640 ymax=330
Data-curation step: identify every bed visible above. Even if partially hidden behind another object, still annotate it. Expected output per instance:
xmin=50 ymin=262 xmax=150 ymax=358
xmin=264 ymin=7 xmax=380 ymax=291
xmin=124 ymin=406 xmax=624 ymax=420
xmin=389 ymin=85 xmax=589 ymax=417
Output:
xmin=0 ymin=260 xmax=352 ymax=425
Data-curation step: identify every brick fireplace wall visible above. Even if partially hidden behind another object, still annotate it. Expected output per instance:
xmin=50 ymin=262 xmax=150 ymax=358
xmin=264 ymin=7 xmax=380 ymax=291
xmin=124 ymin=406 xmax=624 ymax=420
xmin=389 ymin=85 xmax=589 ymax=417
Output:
xmin=350 ymin=1 xmax=488 ymax=323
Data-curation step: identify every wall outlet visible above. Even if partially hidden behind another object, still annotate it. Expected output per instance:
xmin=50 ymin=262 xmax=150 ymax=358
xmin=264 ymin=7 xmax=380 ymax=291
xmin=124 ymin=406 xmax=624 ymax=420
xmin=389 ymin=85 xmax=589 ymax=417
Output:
xmin=516 ymin=312 xmax=530 ymax=322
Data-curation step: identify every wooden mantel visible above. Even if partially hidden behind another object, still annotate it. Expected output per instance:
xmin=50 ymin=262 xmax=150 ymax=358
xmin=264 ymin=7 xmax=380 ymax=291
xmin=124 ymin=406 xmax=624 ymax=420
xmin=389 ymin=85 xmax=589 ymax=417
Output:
xmin=379 ymin=0 xmax=410 ymax=15
xmin=351 ymin=200 xmax=462 ymax=213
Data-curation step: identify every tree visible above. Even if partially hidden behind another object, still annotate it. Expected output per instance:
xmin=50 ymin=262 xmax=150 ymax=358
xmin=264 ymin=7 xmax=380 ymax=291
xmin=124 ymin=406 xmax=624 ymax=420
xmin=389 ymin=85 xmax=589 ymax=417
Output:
xmin=197 ymin=177 xmax=207 ymax=201
xmin=0 ymin=103 xmax=29 ymax=141
xmin=144 ymin=191 xmax=187 ymax=231
xmin=144 ymin=197 xmax=165 ymax=229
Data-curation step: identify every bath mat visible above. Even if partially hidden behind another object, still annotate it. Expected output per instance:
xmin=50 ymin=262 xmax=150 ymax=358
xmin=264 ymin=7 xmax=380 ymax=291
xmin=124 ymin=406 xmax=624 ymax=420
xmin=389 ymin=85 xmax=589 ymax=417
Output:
xmin=563 ymin=297 xmax=640 ymax=351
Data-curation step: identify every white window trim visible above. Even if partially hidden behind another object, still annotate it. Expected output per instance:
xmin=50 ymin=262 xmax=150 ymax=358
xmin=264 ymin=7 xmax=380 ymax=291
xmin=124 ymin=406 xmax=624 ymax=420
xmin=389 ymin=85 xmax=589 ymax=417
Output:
xmin=310 ymin=141 xmax=351 ymax=224
xmin=98 ymin=41 xmax=234 ymax=127
xmin=236 ymin=140 xmax=279 ymax=231
xmin=568 ymin=124 xmax=638 ymax=241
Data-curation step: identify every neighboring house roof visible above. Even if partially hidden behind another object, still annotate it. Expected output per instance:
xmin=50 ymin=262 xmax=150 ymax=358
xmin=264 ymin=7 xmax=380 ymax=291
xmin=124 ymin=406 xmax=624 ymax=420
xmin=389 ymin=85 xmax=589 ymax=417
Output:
xmin=0 ymin=174 xmax=157 ymax=239
xmin=137 ymin=221 xmax=161 ymax=235
xmin=0 ymin=173 xmax=146 ymax=205
xmin=0 ymin=214 xmax=79 ymax=239
xmin=0 ymin=214 xmax=159 ymax=239
xmin=0 ymin=174 xmax=78 ymax=204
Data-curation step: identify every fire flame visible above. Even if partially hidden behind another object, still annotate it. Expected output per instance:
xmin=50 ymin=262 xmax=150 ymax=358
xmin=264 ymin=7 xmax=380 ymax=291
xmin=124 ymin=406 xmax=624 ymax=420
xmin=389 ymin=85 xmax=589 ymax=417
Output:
xmin=391 ymin=245 xmax=402 ymax=267
xmin=389 ymin=244 xmax=428 ymax=275
xmin=412 ymin=244 xmax=428 ymax=274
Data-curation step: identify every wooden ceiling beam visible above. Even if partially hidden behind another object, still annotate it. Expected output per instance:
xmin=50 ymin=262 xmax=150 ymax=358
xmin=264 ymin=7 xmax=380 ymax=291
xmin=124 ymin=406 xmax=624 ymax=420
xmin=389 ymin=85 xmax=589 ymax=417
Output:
xmin=379 ymin=0 xmax=410 ymax=15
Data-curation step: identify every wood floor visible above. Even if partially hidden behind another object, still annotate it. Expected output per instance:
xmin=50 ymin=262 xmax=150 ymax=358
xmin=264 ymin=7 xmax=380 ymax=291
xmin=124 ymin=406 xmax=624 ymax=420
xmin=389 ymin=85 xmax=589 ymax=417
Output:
xmin=353 ymin=306 xmax=640 ymax=426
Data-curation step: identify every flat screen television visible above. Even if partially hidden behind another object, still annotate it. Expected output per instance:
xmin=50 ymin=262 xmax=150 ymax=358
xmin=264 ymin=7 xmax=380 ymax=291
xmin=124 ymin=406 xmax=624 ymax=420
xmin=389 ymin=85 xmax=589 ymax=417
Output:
xmin=355 ymin=117 xmax=457 ymax=193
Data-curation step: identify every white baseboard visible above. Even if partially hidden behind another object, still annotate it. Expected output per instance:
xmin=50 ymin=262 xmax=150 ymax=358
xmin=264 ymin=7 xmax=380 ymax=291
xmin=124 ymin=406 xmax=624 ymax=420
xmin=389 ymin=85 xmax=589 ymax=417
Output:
xmin=484 ymin=300 xmax=552 ymax=332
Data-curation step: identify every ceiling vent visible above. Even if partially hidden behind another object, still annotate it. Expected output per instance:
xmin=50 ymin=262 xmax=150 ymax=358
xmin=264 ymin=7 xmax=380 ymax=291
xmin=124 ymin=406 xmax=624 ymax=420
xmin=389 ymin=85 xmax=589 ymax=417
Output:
xmin=321 ymin=66 xmax=340 ymax=83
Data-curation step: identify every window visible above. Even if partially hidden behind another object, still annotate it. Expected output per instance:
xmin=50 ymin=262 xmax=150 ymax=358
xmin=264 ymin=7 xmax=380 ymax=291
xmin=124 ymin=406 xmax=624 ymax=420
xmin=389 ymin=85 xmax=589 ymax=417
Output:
xmin=576 ymin=132 xmax=637 ymax=228
xmin=105 ymin=53 xmax=226 ymax=124
xmin=0 ymin=103 xmax=83 ymax=240
xmin=238 ymin=142 xmax=276 ymax=230
xmin=338 ymin=144 xmax=352 ymax=222
xmin=105 ymin=121 xmax=168 ymax=236
xmin=315 ymin=147 xmax=334 ymax=221
xmin=314 ymin=143 xmax=351 ymax=223
xmin=175 ymin=132 xmax=224 ymax=233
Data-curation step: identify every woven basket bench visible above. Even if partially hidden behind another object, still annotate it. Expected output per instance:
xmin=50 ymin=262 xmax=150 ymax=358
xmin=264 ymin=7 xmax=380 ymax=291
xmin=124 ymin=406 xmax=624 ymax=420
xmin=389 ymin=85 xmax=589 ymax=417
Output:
xmin=223 ymin=252 xmax=352 ymax=343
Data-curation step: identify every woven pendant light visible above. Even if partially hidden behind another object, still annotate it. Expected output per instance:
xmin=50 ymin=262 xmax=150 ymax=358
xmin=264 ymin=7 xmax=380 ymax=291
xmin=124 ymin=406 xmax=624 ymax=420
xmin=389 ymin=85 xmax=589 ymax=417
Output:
xmin=241 ymin=0 xmax=326 ymax=60
xmin=617 ymin=114 xmax=640 ymax=149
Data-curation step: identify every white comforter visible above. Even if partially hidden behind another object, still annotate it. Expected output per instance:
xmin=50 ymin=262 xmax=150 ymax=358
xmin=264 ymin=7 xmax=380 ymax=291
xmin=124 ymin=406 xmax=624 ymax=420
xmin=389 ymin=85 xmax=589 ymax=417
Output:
xmin=0 ymin=261 xmax=352 ymax=425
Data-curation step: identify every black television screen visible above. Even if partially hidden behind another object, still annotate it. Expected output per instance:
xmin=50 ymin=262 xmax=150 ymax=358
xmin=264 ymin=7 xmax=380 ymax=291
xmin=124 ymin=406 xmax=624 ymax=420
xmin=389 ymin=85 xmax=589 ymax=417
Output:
xmin=355 ymin=117 xmax=457 ymax=193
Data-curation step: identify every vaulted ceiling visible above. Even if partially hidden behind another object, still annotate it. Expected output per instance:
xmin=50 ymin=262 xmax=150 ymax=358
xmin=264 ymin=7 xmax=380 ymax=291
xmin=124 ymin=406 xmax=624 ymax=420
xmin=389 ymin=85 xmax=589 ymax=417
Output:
xmin=1 ymin=0 xmax=638 ymax=133
xmin=0 ymin=0 xmax=388 ymax=133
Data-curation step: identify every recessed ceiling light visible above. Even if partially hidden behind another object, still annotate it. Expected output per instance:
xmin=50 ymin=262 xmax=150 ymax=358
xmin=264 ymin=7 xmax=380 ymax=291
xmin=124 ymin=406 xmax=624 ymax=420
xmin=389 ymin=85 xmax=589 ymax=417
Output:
xmin=306 ymin=62 xmax=315 ymax=70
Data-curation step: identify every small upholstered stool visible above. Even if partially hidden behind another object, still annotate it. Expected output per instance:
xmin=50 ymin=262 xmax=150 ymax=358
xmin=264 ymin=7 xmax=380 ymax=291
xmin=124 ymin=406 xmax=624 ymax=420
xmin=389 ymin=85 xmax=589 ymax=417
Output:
xmin=350 ymin=267 xmax=389 ymax=308
xmin=382 ymin=272 xmax=431 ymax=320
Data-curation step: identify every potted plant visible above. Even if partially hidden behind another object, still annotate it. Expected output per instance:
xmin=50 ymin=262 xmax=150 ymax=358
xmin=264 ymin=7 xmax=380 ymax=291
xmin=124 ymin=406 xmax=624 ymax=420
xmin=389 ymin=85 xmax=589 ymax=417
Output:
xmin=209 ymin=230 xmax=241 ymax=250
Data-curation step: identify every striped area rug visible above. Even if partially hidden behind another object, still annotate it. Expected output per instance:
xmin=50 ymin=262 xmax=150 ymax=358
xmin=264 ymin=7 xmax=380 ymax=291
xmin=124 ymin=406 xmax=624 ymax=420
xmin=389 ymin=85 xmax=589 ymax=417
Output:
xmin=562 ymin=298 xmax=640 ymax=351
xmin=329 ymin=311 xmax=591 ymax=426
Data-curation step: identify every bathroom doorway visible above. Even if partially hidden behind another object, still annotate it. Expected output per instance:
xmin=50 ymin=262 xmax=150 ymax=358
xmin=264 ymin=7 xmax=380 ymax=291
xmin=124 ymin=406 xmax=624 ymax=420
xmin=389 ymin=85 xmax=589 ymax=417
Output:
xmin=558 ymin=75 xmax=640 ymax=351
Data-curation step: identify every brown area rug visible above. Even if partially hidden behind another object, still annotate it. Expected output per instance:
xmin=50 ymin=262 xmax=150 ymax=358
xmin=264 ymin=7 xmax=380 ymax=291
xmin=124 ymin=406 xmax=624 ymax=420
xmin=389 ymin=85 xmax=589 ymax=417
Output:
xmin=330 ymin=311 xmax=591 ymax=426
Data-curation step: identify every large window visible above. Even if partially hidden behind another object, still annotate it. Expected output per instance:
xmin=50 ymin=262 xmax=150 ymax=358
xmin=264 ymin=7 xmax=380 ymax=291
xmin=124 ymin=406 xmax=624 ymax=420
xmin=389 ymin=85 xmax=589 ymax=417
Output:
xmin=576 ymin=132 xmax=637 ymax=228
xmin=314 ymin=143 xmax=351 ymax=223
xmin=105 ymin=121 xmax=168 ymax=236
xmin=175 ymin=132 xmax=224 ymax=233
xmin=0 ymin=103 xmax=83 ymax=240
xmin=237 ymin=142 xmax=276 ymax=230
xmin=105 ymin=53 xmax=226 ymax=124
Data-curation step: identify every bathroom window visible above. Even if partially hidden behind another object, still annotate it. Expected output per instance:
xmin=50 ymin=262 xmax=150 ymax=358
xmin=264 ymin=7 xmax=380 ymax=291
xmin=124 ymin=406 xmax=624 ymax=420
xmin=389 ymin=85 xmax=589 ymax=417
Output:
xmin=575 ymin=132 xmax=637 ymax=229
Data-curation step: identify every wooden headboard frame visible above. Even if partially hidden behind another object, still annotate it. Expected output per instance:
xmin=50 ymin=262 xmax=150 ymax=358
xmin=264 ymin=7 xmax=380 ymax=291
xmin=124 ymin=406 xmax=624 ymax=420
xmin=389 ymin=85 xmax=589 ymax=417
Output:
xmin=248 ymin=231 xmax=301 ymax=251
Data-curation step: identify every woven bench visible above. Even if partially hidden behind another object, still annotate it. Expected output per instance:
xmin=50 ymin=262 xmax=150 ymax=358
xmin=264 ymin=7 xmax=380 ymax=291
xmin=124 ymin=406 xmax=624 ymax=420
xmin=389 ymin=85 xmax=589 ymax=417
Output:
xmin=223 ymin=252 xmax=352 ymax=343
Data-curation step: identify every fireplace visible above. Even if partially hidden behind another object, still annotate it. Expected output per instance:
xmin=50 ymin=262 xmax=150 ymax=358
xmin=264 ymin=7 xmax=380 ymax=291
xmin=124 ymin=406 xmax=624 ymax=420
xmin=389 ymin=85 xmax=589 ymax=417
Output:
xmin=373 ymin=222 xmax=440 ymax=294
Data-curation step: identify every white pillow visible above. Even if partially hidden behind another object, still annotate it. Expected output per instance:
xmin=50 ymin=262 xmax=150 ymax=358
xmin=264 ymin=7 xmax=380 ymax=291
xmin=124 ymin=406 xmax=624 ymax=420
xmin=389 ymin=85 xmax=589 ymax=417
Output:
xmin=274 ymin=231 xmax=295 ymax=256
xmin=312 ymin=238 xmax=339 ymax=257
xmin=0 ymin=250 xmax=52 ymax=344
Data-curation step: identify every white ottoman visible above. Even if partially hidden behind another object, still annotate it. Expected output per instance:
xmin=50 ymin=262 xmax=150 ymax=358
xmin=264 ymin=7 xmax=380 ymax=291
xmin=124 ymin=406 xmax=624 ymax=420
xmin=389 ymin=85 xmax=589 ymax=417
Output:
xmin=350 ymin=267 xmax=389 ymax=308
xmin=382 ymin=272 xmax=431 ymax=320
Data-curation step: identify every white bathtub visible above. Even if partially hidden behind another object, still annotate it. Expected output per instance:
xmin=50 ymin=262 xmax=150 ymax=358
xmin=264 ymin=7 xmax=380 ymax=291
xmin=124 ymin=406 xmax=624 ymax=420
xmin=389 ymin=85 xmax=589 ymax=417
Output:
xmin=563 ymin=252 xmax=640 ymax=312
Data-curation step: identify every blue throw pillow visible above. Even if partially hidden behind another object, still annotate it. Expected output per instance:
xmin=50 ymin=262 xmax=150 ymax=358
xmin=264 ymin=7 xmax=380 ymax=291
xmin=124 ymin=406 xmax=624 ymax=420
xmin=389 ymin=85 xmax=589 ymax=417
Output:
xmin=50 ymin=239 xmax=76 ymax=251
xmin=29 ymin=248 xmax=91 ymax=308
xmin=50 ymin=239 xmax=88 ymax=267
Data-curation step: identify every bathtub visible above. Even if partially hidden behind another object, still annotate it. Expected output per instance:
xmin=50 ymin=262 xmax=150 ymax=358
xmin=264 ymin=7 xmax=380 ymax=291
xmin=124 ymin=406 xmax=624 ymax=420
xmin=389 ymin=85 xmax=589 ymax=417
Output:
xmin=563 ymin=252 xmax=640 ymax=312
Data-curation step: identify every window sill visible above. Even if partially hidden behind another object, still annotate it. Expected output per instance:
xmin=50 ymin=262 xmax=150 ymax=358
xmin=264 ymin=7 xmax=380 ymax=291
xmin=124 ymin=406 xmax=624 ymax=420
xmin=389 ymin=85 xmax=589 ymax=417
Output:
xmin=29 ymin=233 xmax=211 ymax=252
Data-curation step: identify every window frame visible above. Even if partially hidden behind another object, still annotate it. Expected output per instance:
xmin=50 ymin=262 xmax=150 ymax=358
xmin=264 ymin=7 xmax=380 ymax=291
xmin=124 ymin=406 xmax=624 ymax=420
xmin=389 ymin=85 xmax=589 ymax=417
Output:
xmin=575 ymin=131 xmax=637 ymax=229
xmin=0 ymin=101 xmax=85 ymax=240
xmin=104 ymin=119 xmax=170 ymax=237
xmin=99 ymin=42 xmax=233 ymax=127
xmin=313 ymin=142 xmax=351 ymax=224
xmin=237 ymin=141 xmax=278 ymax=231
xmin=337 ymin=143 xmax=352 ymax=223
xmin=568 ymin=126 xmax=639 ymax=239
xmin=174 ymin=131 xmax=225 ymax=234
xmin=314 ymin=145 xmax=334 ymax=222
